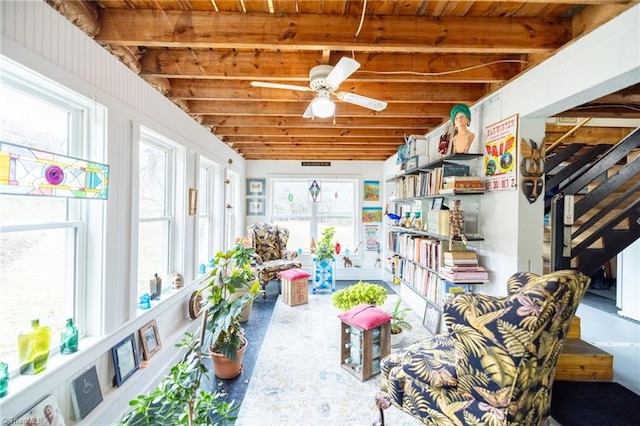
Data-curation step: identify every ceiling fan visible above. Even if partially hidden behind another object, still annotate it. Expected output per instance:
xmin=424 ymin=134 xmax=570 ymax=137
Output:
xmin=250 ymin=57 xmax=387 ymax=118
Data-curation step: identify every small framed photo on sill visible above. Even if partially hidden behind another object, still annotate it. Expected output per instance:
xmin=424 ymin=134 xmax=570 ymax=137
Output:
xmin=139 ymin=319 xmax=162 ymax=360
xmin=111 ymin=333 xmax=139 ymax=387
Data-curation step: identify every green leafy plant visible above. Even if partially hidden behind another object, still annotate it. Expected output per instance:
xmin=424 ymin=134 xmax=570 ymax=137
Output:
xmin=331 ymin=281 xmax=388 ymax=311
xmin=200 ymin=239 xmax=261 ymax=360
xmin=315 ymin=226 xmax=336 ymax=261
xmin=389 ymin=298 xmax=413 ymax=334
xmin=118 ymin=333 xmax=238 ymax=426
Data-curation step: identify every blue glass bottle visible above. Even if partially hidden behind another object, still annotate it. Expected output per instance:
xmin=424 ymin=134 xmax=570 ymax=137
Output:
xmin=0 ymin=360 xmax=8 ymax=397
xmin=60 ymin=318 xmax=79 ymax=354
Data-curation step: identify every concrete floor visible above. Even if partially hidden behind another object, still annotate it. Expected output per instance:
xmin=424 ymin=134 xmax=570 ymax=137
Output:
xmin=577 ymin=293 xmax=640 ymax=395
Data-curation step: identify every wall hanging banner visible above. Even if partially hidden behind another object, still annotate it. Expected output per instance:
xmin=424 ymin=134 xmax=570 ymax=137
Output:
xmin=0 ymin=141 xmax=109 ymax=199
xmin=483 ymin=114 xmax=518 ymax=192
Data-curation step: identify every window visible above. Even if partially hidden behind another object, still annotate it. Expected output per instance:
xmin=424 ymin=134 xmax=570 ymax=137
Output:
xmin=137 ymin=130 xmax=175 ymax=300
xmin=198 ymin=160 xmax=213 ymax=268
xmin=271 ymin=179 xmax=358 ymax=253
xmin=0 ymin=57 xmax=103 ymax=371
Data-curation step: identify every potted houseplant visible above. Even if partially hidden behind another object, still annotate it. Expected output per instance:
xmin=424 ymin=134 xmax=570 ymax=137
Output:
xmin=199 ymin=241 xmax=261 ymax=379
xmin=388 ymin=298 xmax=413 ymax=347
xmin=331 ymin=281 xmax=388 ymax=311
xmin=313 ymin=226 xmax=337 ymax=293
xmin=226 ymin=236 xmax=260 ymax=322
xmin=118 ymin=332 xmax=238 ymax=426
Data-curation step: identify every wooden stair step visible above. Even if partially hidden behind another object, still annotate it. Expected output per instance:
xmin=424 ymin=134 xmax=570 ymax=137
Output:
xmin=567 ymin=316 xmax=581 ymax=339
xmin=555 ymin=338 xmax=614 ymax=381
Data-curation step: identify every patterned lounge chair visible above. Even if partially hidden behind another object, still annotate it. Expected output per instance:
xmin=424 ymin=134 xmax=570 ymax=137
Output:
xmin=375 ymin=269 xmax=590 ymax=426
xmin=247 ymin=223 xmax=302 ymax=298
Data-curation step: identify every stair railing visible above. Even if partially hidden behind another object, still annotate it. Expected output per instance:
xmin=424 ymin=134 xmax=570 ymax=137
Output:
xmin=549 ymin=127 xmax=640 ymax=275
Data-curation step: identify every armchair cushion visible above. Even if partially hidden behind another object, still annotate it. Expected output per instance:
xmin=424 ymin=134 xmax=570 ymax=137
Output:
xmin=247 ymin=223 xmax=302 ymax=297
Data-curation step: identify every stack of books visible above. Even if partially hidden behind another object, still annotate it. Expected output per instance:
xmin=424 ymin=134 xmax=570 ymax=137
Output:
xmin=426 ymin=210 xmax=451 ymax=235
xmin=440 ymin=176 xmax=484 ymax=194
xmin=440 ymin=250 xmax=488 ymax=282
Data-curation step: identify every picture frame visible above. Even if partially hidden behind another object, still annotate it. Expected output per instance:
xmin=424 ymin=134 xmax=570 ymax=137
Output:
xmin=246 ymin=178 xmax=266 ymax=196
xmin=188 ymin=188 xmax=198 ymax=216
xmin=362 ymin=207 xmax=383 ymax=223
xmin=111 ymin=333 xmax=139 ymax=387
xmin=431 ymin=197 xmax=445 ymax=211
xmin=139 ymin=319 xmax=162 ymax=360
xmin=246 ymin=197 xmax=265 ymax=216
xmin=363 ymin=180 xmax=380 ymax=201
xmin=14 ymin=394 xmax=69 ymax=426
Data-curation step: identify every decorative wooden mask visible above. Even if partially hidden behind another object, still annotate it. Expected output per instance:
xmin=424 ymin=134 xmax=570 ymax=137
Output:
xmin=520 ymin=138 xmax=545 ymax=203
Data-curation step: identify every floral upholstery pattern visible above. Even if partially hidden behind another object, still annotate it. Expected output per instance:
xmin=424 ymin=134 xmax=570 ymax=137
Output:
xmin=378 ymin=269 xmax=590 ymax=426
xmin=247 ymin=223 xmax=301 ymax=297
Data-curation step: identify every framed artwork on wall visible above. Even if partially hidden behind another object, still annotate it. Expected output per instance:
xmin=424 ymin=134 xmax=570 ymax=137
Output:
xmin=111 ymin=333 xmax=139 ymax=387
xmin=363 ymin=180 xmax=380 ymax=201
xmin=246 ymin=178 xmax=266 ymax=196
xmin=139 ymin=319 xmax=162 ymax=360
xmin=246 ymin=197 xmax=265 ymax=216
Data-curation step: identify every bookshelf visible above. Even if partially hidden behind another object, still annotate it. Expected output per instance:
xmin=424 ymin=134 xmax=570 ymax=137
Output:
xmin=385 ymin=154 xmax=488 ymax=334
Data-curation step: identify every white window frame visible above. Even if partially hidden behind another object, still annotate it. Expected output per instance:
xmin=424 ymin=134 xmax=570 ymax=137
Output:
xmin=0 ymin=56 xmax=106 ymax=370
xmin=270 ymin=177 xmax=360 ymax=253
xmin=136 ymin=128 xmax=177 ymax=300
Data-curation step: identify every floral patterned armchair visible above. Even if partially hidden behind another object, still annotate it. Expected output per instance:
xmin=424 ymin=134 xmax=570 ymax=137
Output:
xmin=375 ymin=269 xmax=590 ymax=426
xmin=247 ymin=223 xmax=302 ymax=298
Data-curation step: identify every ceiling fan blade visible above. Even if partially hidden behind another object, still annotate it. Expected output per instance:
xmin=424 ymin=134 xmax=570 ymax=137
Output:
xmin=250 ymin=81 xmax=313 ymax=92
xmin=325 ymin=57 xmax=360 ymax=89
xmin=302 ymin=101 xmax=314 ymax=118
xmin=335 ymin=92 xmax=387 ymax=111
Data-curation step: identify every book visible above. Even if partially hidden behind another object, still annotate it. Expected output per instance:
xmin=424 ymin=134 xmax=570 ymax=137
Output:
xmin=444 ymin=251 xmax=478 ymax=260
xmin=71 ymin=365 xmax=103 ymax=420
xmin=442 ymin=163 xmax=471 ymax=177
xmin=439 ymin=187 xmax=485 ymax=194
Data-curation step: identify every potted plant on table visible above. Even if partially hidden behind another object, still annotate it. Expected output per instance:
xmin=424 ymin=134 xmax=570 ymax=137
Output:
xmin=388 ymin=298 xmax=413 ymax=347
xmin=331 ymin=281 xmax=388 ymax=311
xmin=199 ymin=241 xmax=261 ymax=379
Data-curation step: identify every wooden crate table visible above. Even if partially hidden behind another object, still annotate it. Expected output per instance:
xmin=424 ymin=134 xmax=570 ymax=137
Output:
xmin=338 ymin=304 xmax=391 ymax=381
xmin=278 ymin=268 xmax=311 ymax=306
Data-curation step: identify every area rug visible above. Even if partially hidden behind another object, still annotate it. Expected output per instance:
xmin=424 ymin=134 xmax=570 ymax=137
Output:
xmin=235 ymin=290 xmax=430 ymax=425
xmin=551 ymin=380 xmax=640 ymax=426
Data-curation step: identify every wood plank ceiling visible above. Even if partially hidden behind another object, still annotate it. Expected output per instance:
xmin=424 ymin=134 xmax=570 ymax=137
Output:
xmin=47 ymin=0 xmax=639 ymax=160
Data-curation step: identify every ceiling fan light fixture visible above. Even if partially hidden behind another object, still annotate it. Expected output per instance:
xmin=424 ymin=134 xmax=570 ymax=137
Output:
xmin=311 ymin=94 xmax=335 ymax=118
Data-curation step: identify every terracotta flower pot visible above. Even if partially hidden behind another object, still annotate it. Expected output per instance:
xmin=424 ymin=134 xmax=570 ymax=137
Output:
xmin=209 ymin=337 xmax=247 ymax=379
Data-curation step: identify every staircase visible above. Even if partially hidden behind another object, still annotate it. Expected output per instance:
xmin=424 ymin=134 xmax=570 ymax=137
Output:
xmin=556 ymin=316 xmax=613 ymax=381
xmin=545 ymin=126 xmax=640 ymax=381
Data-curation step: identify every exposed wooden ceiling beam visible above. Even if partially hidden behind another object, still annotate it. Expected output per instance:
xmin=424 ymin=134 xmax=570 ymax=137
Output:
xmin=188 ymin=101 xmax=455 ymax=116
xmin=169 ymin=79 xmax=487 ymax=103
xmin=204 ymin=115 xmax=440 ymax=129
xmin=140 ymin=50 xmax=527 ymax=83
xmin=95 ymin=10 xmax=571 ymax=54
xmin=213 ymin=126 xmax=412 ymax=138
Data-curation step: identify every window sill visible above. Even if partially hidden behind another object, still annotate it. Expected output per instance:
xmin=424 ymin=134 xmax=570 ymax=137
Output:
xmin=0 ymin=279 xmax=203 ymax=420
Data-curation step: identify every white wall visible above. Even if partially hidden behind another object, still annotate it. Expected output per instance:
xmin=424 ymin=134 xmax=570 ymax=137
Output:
xmin=0 ymin=1 xmax=245 ymax=423
xmin=383 ymin=4 xmax=640 ymax=299
xmin=246 ymin=160 xmax=386 ymax=281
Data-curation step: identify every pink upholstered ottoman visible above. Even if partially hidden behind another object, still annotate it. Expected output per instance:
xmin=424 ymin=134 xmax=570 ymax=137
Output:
xmin=278 ymin=269 xmax=311 ymax=306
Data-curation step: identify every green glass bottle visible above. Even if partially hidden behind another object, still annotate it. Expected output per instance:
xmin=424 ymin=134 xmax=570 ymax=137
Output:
xmin=60 ymin=318 xmax=79 ymax=355
xmin=0 ymin=360 xmax=8 ymax=398
xmin=17 ymin=319 xmax=51 ymax=375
